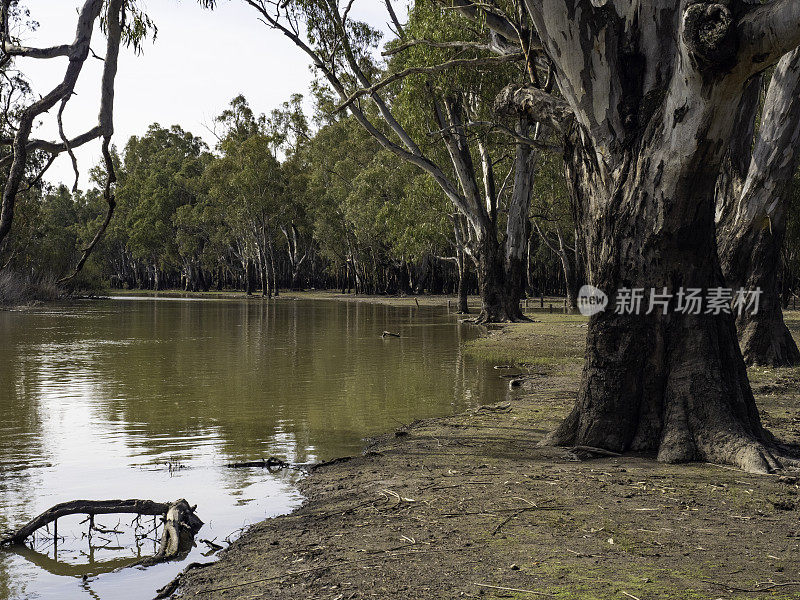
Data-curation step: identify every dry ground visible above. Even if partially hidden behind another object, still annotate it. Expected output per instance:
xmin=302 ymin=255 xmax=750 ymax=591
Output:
xmin=172 ymin=309 xmax=800 ymax=600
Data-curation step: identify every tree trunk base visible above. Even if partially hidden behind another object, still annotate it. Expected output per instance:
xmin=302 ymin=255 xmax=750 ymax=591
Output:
xmin=541 ymin=422 xmax=800 ymax=473
xmin=740 ymin=318 xmax=800 ymax=368
xmin=539 ymin=311 xmax=800 ymax=474
xmin=473 ymin=308 xmax=530 ymax=325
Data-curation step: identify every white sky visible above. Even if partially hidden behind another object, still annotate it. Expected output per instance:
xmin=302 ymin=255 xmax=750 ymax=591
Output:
xmin=18 ymin=0 xmax=399 ymax=189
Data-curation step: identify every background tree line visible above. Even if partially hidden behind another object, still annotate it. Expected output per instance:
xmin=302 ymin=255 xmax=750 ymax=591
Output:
xmin=1 ymin=90 xmax=581 ymax=305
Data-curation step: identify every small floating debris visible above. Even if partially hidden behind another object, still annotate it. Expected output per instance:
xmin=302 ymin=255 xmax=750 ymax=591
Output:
xmin=493 ymin=365 xmax=515 ymax=370
xmin=381 ymin=331 xmax=401 ymax=338
xmin=226 ymin=456 xmax=289 ymax=470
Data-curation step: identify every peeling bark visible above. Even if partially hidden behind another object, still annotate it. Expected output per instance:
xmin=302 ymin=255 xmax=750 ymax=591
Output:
xmin=520 ymin=0 xmax=800 ymax=472
xmin=718 ymin=48 xmax=800 ymax=367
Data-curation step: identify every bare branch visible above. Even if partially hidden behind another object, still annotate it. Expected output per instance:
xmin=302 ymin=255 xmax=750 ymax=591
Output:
xmin=57 ymin=94 xmax=80 ymax=192
xmin=382 ymin=38 xmax=496 ymax=56
xmin=0 ymin=0 xmax=104 ymax=248
xmin=442 ymin=0 xmax=519 ymax=43
xmin=59 ymin=0 xmax=123 ymax=282
xmin=0 ymin=127 xmax=103 ymax=169
xmin=1 ymin=42 xmax=71 ymax=59
xmin=336 ymin=52 xmax=524 ymax=113
xmin=384 ymin=0 xmax=406 ymax=40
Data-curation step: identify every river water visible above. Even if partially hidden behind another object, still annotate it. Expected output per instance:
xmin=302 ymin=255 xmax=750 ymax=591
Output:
xmin=0 ymin=297 xmax=509 ymax=599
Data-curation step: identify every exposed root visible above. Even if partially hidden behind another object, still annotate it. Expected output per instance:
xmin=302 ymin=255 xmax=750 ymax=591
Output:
xmin=153 ymin=561 xmax=212 ymax=600
xmin=539 ymin=409 xmax=800 ymax=475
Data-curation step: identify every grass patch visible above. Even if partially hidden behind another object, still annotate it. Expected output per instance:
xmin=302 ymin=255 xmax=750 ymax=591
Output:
xmin=464 ymin=312 xmax=587 ymax=367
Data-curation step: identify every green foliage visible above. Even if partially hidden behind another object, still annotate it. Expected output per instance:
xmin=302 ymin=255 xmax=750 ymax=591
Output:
xmin=114 ymin=124 xmax=209 ymax=269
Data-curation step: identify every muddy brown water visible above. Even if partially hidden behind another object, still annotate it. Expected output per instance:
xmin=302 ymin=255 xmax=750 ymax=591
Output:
xmin=0 ymin=297 xmax=510 ymax=600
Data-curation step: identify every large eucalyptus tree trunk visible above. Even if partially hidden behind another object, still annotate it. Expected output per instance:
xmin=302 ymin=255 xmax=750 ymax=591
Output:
xmin=718 ymin=49 xmax=800 ymax=367
xmin=520 ymin=0 xmax=800 ymax=472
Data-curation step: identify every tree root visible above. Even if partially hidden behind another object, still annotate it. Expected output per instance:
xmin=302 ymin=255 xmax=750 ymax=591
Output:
xmin=0 ymin=498 xmax=203 ymax=566
xmin=715 ymin=442 xmax=800 ymax=475
xmin=540 ymin=422 xmax=800 ymax=475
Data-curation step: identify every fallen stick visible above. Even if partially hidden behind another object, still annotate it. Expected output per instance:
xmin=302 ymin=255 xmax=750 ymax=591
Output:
xmin=474 ymin=583 xmax=553 ymax=596
xmin=703 ymin=579 xmax=800 ymax=593
xmin=569 ymin=445 xmax=622 ymax=458
xmin=381 ymin=330 xmax=401 ymax=338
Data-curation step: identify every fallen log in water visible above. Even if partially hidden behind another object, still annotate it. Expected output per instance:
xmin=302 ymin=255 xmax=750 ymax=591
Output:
xmin=0 ymin=498 xmax=203 ymax=565
xmin=381 ymin=331 xmax=400 ymax=338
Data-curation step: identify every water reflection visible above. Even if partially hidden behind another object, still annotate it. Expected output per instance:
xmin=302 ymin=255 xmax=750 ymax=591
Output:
xmin=0 ymin=298 xmax=508 ymax=599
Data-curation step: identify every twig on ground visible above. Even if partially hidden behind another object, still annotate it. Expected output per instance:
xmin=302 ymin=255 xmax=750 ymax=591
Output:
xmin=474 ymin=583 xmax=553 ymax=596
xmin=703 ymin=579 xmax=800 ymax=592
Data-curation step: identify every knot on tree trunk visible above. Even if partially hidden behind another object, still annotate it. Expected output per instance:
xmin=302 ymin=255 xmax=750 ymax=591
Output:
xmin=494 ymin=84 xmax=574 ymax=133
xmin=683 ymin=1 xmax=738 ymax=72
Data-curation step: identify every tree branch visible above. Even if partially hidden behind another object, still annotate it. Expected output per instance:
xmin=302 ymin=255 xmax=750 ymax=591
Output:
xmin=1 ymin=42 xmax=71 ymax=59
xmin=494 ymin=84 xmax=574 ymax=133
xmin=383 ymin=38 xmax=496 ymax=56
xmin=738 ymin=0 xmax=800 ymax=73
xmin=0 ymin=0 xmax=104 ymax=249
xmin=336 ymin=53 xmax=524 ymax=113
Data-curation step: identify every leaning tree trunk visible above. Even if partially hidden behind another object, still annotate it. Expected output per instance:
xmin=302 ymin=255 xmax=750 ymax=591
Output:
xmin=518 ymin=0 xmax=800 ymax=472
xmin=718 ymin=49 xmax=800 ymax=367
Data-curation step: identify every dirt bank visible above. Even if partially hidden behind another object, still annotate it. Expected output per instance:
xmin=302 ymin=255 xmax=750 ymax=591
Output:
xmin=170 ymin=310 xmax=800 ymax=600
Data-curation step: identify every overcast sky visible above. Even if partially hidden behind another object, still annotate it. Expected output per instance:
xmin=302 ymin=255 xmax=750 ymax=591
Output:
xmin=19 ymin=1 xmax=399 ymax=189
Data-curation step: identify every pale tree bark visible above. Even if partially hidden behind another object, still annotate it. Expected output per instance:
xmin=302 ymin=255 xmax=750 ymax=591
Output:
xmin=512 ymin=0 xmax=800 ymax=472
xmin=717 ymin=49 xmax=800 ymax=367
xmin=281 ymin=222 xmax=308 ymax=290
xmin=452 ymin=214 xmax=471 ymax=314
xmin=504 ymin=118 xmax=538 ymax=314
